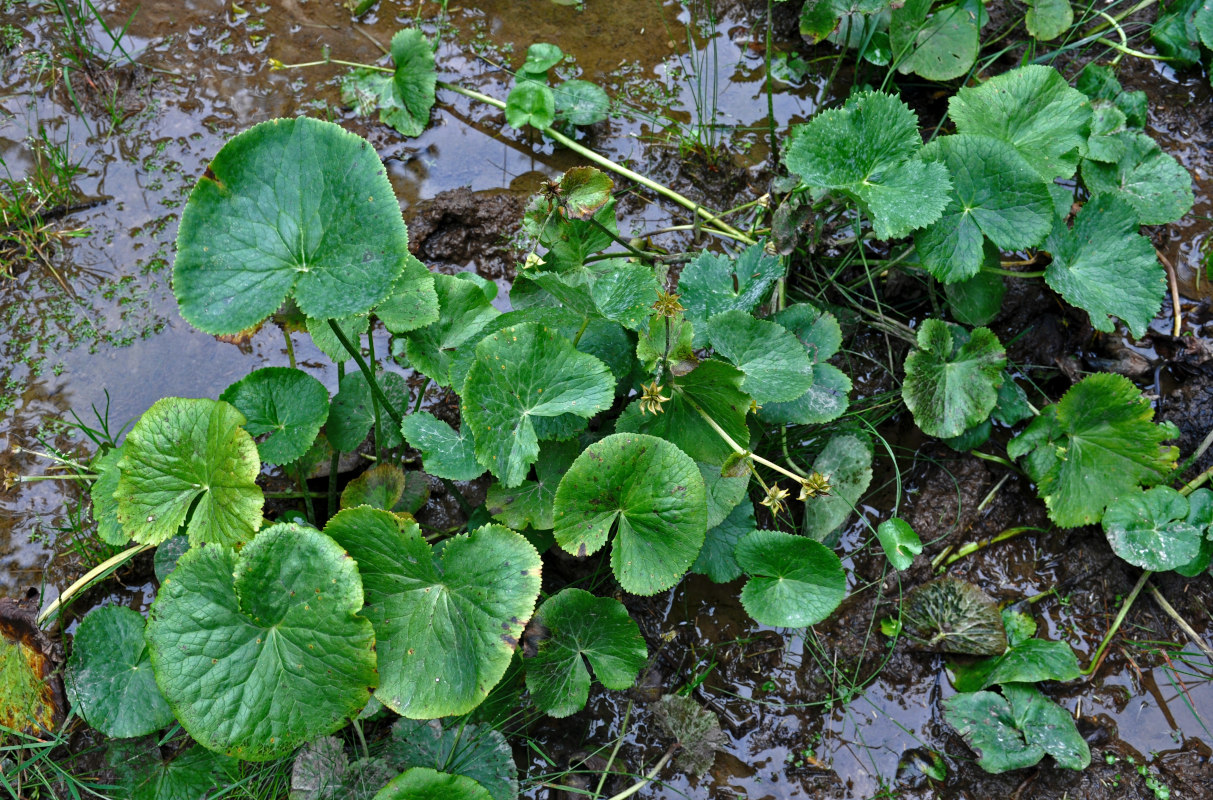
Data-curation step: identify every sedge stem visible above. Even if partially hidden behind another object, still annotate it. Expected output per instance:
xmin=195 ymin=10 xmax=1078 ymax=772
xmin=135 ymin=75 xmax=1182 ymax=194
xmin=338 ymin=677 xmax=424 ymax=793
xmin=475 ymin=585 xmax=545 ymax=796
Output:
xmin=1082 ymin=570 xmax=1151 ymax=676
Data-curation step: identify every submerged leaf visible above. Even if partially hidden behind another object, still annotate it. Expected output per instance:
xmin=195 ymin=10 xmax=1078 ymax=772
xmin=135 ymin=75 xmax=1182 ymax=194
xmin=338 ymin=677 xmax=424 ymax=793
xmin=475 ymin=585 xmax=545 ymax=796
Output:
xmin=146 ymin=524 xmax=377 ymax=760
xmin=524 ymin=588 xmax=648 ymax=718
xmin=341 ymin=463 xmax=408 ymax=511
xmin=65 ymin=606 xmax=173 ymax=739
xmin=323 ymin=508 xmax=541 ymax=719
xmin=902 ymin=320 xmax=1006 ymax=438
xmin=115 ymin=398 xmax=263 ymax=548
xmin=653 ymin=694 xmax=728 ymax=777
xmin=0 ymin=598 xmax=64 ymax=737
xmin=553 ymin=433 xmax=707 ymax=595
xmin=174 ymin=117 xmax=409 ymax=335
xmin=1007 ymin=373 xmax=1179 ymax=527
xmin=902 ymin=577 xmax=1007 ymax=655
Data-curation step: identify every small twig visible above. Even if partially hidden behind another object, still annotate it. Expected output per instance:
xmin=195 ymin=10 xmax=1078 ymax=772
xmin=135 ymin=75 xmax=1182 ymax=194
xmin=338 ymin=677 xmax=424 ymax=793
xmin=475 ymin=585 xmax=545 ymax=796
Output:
xmin=1157 ymin=249 xmax=1183 ymax=337
xmin=1147 ymin=583 xmax=1213 ymax=662
xmin=932 ymin=527 xmax=1042 ymax=570
xmin=603 ymin=744 xmax=677 ymax=800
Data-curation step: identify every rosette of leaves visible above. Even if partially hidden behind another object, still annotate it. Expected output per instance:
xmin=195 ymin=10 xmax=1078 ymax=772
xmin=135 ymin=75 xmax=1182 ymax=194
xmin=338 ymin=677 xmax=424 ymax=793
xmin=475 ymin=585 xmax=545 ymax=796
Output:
xmin=145 ymin=524 xmax=377 ymax=760
xmin=341 ymin=29 xmax=436 ymax=137
xmin=65 ymin=606 xmax=174 ymax=739
xmin=219 ymin=367 xmax=330 ymax=465
xmin=553 ymin=433 xmax=708 ymax=595
xmin=784 ymin=90 xmax=951 ymax=239
xmin=114 ymin=398 xmax=263 ymax=547
xmin=524 ymin=588 xmax=648 ymax=717
xmin=323 ymin=508 xmax=541 ymax=719
xmin=174 ymin=117 xmax=424 ymax=335
xmin=902 ymin=320 xmax=1006 ymax=438
xmin=1008 ymin=373 xmax=1180 ymax=527
xmin=758 ymin=303 xmax=852 ymax=426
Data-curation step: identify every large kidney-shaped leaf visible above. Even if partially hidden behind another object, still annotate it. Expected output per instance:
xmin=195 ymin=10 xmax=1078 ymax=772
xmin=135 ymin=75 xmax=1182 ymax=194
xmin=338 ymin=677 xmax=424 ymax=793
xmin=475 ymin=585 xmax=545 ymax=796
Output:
xmin=115 ymin=398 xmax=264 ymax=548
xmin=387 ymin=719 xmax=518 ymax=800
xmin=174 ymin=117 xmax=409 ymax=335
xmin=463 ymin=323 xmax=613 ymax=487
xmin=902 ymin=320 xmax=1006 ymax=438
xmin=323 ymin=508 xmax=541 ymax=719
xmin=736 ymin=530 xmax=846 ymax=627
xmin=949 ymin=65 xmax=1091 ymax=181
xmin=524 ymin=588 xmax=648 ymax=718
xmin=553 ymin=433 xmax=707 ymax=595
xmin=1043 ymin=194 xmax=1163 ymax=338
xmin=784 ymin=91 xmax=951 ymax=238
xmin=943 ymin=683 xmax=1089 ymax=773
xmin=374 ymin=767 xmax=492 ymax=800
xmin=341 ymin=29 xmax=437 ymax=138
xmin=1008 ymin=373 xmax=1179 ymax=527
xmin=914 ymin=134 xmax=1054 ymax=283
xmin=706 ymin=310 xmax=815 ymax=404
xmin=1081 ymin=131 xmax=1194 ymax=225
xmin=1102 ymin=486 xmax=1206 ymax=571
xmin=146 ymin=524 xmax=377 ymax=760
xmin=219 ymin=367 xmax=330 ymax=465
xmin=65 ymin=606 xmax=174 ymax=739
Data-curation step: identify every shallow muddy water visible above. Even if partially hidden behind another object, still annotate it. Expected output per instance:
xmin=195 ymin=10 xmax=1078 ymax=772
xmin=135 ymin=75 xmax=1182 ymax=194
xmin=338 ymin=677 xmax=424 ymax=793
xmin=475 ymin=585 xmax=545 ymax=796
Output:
xmin=2 ymin=0 xmax=1213 ymax=797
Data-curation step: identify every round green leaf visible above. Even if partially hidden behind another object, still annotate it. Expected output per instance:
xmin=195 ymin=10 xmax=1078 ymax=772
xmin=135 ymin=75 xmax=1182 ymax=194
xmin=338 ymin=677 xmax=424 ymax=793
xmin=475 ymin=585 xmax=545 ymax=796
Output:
xmin=115 ymin=398 xmax=264 ymax=547
xmin=322 ymin=508 xmax=541 ymax=719
xmin=505 ymin=82 xmax=556 ymax=130
xmin=735 ymin=530 xmax=846 ymax=627
xmin=146 ymin=524 xmax=377 ymax=760
xmin=554 ymin=79 xmax=609 ymax=126
xmin=65 ymin=606 xmax=173 ymax=739
xmin=219 ymin=367 xmax=330 ymax=465
xmin=341 ymin=463 xmax=407 ymax=511
xmin=948 ymin=65 xmax=1091 ymax=181
xmin=706 ymin=311 xmax=815 ymax=404
xmin=401 ymin=411 xmax=483 ymax=481
xmin=1026 ymin=0 xmax=1074 ymax=40
xmin=915 ymin=134 xmax=1054 ymax=283
xmin=553 ymin=433 xmax=707 ymax=595
xmin=174 ymin=117 xmax=409 ymax=335
xmin=342 ymin=30 xmax=437 ymax=138
xmin=1102 ymin=486 xmax=1203 ymax=571
xmin=373 ymin=767 xmax=492 ymax=800
xmin=521 ymin=42 xmax=563 ymax=73
xmin=386 ymin=719 xmax=518 ymax=800
xmin=945 ymin=262 xmax=1005 ymax=327
xmin=1043 ymin=193 xmax=1164 ymax=338
xmin=902 ymin=320 xmax=1006 ymax=438
xmin=876 ymin=517 xmax=922 ymax=571
xmin=891 ymin=0 xmax=981 ymax=81
xmin=463 ymin=323 xmax=613 ymax=488
xmin=524 ymin=588 xmax=648 ymax=718
xmin=758 ymin=364 xmax=852 ymax=426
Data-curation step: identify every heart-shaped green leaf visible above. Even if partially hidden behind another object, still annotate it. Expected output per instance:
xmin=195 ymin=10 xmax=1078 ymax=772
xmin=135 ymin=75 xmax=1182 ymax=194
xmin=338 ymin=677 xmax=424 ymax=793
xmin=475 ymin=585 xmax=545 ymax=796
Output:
xmin=323 ymin=508 xmax=541 ymax=719
xmin=949 ymin=65 xmax=1091 ymax=181
xmin=400 ymin=412 xmax=483 ymax=481
xmin=902 ymin=320 xmax=1006 ymax=438
xmin=146 ymin=524 xmax=377 ymax=760
xmin=943 ymin=684 xmax=1089 ymax=773
xmin=463 ymin=323 xmax=613 ymax=487
xmin=1008 ymin=373 xmax=1179 ymax=527
xmin=876 ymin=517 xmax=922 ymax=571
xmin=115 ymin=398 xmax=263 ymax=547
xmin=616 ymin=359 xmax=751 ymax=466
xmin=505 ymin=81 xmax=556 ymax=130
xmin=341 ymin=30 xmax=436 ymax=137
xmin=174 ymin=117 xmax=409 ymax=335
xmin=553 ymin=433 xmax=707 ymax=595
xmin=1082 ymin=131 xmax=1194 ymax=226
xmin=735 ymin=530 xmax=846 ymax=627
xmin=65 ymin=606 xmax=174 ymax=738
xmin=1043 ymin=194 xmax=1163 ymax=338
xmin=1102 ymin=486 xmax=1205 ymax=571
xmin=1025 ymin=0 xmax=1073 ymax=39
xmin=386 ymin=719 xmax=518 ymax=800
xmin=915 ymin=134 xmax=1054 ymax=282
xmin=524 ymin=588 xmax=648 ymax=717
xmin=373 ymin=767 xmax=492 ymax=800
xmin=219 ymin=367 xmax=330 ymax=465
xmin=784 ymin=91 xmax=951 ymax=238
xmin=706 ymin=311 xmax=815 ymax=404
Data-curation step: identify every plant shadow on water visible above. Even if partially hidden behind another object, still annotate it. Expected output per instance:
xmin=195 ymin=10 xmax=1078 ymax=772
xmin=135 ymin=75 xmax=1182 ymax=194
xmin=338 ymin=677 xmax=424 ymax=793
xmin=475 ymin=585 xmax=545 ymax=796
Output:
xmin=0 ymin=0 xmax=1212 ymax=798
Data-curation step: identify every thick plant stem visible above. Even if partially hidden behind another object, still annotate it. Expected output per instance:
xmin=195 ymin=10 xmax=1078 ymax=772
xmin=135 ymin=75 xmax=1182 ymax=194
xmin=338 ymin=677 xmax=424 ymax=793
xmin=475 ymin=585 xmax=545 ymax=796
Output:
xmin=1082 ymin=570 xmax=1151 ymax=676
xmin=328 ymin=319 xmax=403 ymax=428
xmin=37 ymin=543 xmax=154 ymax=627
xmin=435 ymin=81 xmax=753 ymax=243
